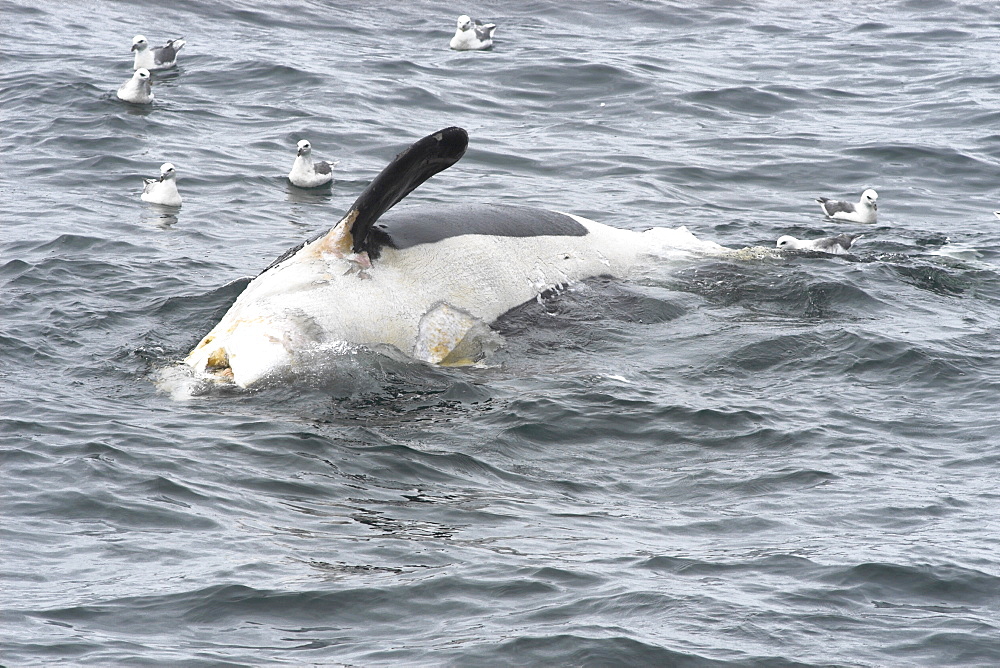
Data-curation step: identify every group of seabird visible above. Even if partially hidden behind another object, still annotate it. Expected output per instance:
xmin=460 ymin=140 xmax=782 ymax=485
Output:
xmin=775 ymin=188 xmax=877 ymax=255
xmin=281 ymin=13 xmax=497 ymax=189
xmin=139 ymin=139 xmax=338 ymax=207
xmin=117 ymin=34 xmax=338 ymax=205
xmin=118 ymin=14 xmax=903 ymax=256
xmin=116 ymin=34 xmax=185 ymax=104
xmin=462 ymin=14 xmax=878 ymax=260
xmin=114 ymin=34 xmax=188 ymax=205
xmin=128 ymin=15 xmax=496 ymax=207
xmin=118 ymin=18 xmax=887 ymax=258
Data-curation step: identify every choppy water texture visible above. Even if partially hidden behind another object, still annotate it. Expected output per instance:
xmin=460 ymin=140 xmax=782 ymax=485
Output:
xmin=3 ymin=0 xmax=1000 ymax=665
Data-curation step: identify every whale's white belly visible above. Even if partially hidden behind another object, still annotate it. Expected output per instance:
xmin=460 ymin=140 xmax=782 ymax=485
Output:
xmin=185 ymin=216 xmax=652 ymax=387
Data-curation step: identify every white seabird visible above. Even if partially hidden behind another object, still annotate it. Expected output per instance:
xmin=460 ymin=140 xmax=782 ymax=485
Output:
xmin=141 ymin=163 xmax=182 ymax=207
xmin=776 ymin=233 xmax=863 ymax=255
xmin=450 ymin=15 xmax=496 ymax=50
xmin=117 ymin=68 xmax=154 ymax=104
xmin=132 ymin=35 xmax=186 ymax=71
xmin=815 ymin=189 xmax=878 ymax=224
xmin=288 ymin=140 xmax=336 ymax=188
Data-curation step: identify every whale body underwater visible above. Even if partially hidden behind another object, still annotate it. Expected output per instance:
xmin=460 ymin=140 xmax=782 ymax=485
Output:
xmin=183 ymin=127 xmax=728 ymax=388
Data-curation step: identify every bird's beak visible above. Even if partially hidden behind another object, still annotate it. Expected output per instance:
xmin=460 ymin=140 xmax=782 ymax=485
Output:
xmin=297 ymin=148 xmax=303 ymax=156
xmin=131 ymin=44 xmax=139 ymax=52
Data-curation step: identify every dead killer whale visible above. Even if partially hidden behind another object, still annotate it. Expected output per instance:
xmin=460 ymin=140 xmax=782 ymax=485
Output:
xmin=184 ymin=127 xmax=725 ymax=388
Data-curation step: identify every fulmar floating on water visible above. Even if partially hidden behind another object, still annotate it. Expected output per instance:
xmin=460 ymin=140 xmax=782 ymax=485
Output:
xmin=141 ymin=163 xmax=182 ymax=207
xmin=815 ymin=189 xmax=878 ymax=224
xmin=288 ymin=140 xmax=336 ymax=188
xmin=132 ymin=35 xmax=186 ymax=71
xmin=776 ymin=233 xmax=863 ymax=255
xmin=450 ymin=15 xmax=496 ymax=50
xmin=117 ymin=68 xmax=154 ymax=104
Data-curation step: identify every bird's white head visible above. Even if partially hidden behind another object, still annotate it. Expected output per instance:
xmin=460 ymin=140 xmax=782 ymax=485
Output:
xmin=296 ymin=139 xmax=312 ymax=157
xmin=160 ymin=163 xmax=177 ymax=180
xmin=135 ymin=68 xmax=151 ymax=82
xmin=862 ymin=189 xmax=878 ymax=206
xmin=776 ymin=235 xmax=800 ymax=250
xmin=132 ymin=35 xmax=149 ymax=52
xmin=457 ymin=15 xmax=473 ymax=31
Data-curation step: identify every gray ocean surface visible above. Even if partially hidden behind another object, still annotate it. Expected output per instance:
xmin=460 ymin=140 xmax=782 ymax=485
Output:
xmin=3 ymin=0 xmax=1000 ymax=666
